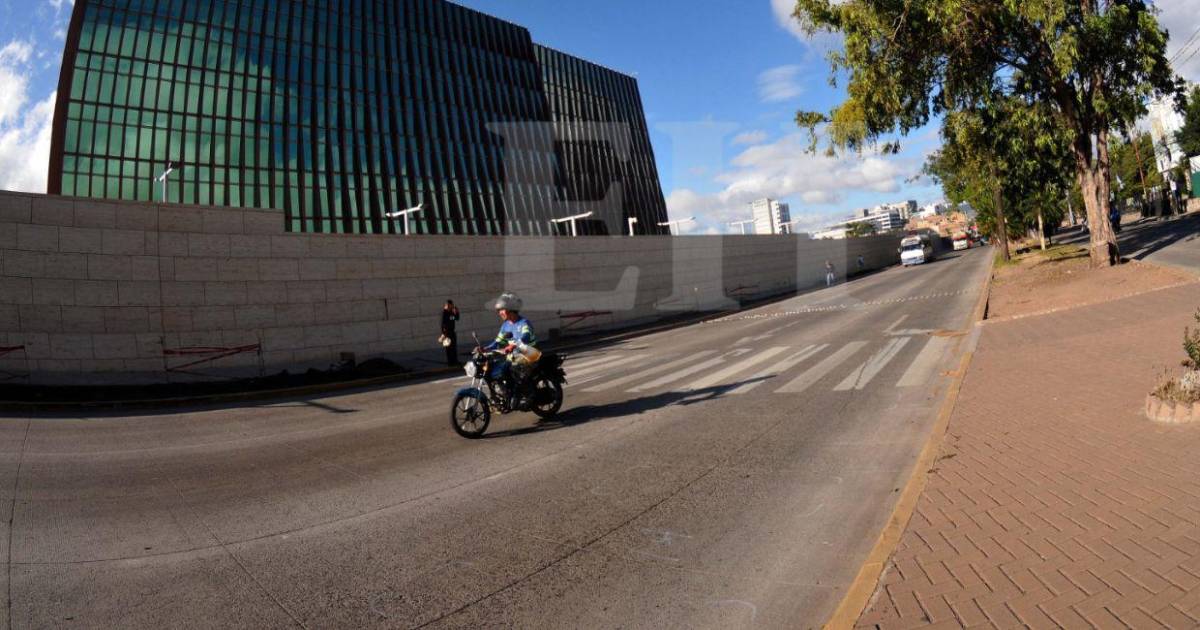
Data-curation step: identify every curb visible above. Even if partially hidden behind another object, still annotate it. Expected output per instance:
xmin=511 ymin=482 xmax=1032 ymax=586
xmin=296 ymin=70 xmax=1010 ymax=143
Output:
xmin=822 ymin=253 xmax=994 ymax=630
xmin=1146 ymin=393 xmax=1200 ymax=424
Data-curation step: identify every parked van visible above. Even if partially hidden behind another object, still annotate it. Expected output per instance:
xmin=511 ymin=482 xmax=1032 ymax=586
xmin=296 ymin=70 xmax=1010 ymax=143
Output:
xmin=900 ymin=234 xmax=936 ymax=266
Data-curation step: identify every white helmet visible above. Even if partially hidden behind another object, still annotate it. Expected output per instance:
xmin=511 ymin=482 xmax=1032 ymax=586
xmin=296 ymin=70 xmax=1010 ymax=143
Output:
xmin=494 ymin=293 xmax=523 ymax=312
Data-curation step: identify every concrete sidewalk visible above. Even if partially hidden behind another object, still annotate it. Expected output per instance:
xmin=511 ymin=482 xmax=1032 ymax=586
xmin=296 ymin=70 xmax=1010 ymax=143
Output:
xmin=857 ymin=278 xmax=1200 ymax=628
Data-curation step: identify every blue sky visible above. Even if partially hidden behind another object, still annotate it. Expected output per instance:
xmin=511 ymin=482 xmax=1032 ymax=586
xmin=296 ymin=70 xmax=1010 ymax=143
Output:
xmin=2 ymin=0 xmax=1197 ymax=234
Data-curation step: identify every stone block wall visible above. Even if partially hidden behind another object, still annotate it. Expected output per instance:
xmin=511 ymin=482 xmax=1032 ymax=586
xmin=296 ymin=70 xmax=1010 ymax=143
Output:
xmin=0 ymin=191 xmax=902 ymax=384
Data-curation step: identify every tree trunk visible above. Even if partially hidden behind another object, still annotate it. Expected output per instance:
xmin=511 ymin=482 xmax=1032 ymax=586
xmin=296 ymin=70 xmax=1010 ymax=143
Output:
xmin=1037 ymin=208 xmax=1046 ymax=251
xmin=1072 ymin=132 xmax=1120 ymax=267
xmin=991 ymin=181 xmax=1010 ymax=261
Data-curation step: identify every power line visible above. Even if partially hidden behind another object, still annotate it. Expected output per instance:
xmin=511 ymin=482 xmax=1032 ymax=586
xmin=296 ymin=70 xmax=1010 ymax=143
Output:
xmin=1169 ymin=22 xmax=1200 ymax=64
xmin=1177 ymin=43 xmax=1200 ymax=71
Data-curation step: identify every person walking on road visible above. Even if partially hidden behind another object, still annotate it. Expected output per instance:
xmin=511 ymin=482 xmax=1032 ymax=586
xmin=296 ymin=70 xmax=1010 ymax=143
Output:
xmin=441 ymin=299 xmax=460 ymax=366
xmin=825 ymin=260 xmax=837 ymax=287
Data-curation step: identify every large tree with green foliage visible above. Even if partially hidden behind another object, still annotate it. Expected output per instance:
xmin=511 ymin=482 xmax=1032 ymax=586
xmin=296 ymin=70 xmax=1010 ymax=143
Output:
xmin=924 ymin=98 xmax=1073 ymax=260
xmin=791 ymin=0 xmax=1181 ymax=267
xmin=1177 ymin=86 xmax=1200 ymax=160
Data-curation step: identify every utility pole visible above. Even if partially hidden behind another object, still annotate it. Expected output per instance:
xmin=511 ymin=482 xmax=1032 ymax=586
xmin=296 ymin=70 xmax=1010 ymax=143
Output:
xmin=1127 ymin=126 xmax=1150 ymax=216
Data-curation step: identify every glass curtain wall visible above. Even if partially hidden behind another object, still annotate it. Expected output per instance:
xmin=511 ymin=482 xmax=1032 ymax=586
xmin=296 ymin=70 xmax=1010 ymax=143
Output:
xmin=49 ymin=0 xmax=668 ymax=236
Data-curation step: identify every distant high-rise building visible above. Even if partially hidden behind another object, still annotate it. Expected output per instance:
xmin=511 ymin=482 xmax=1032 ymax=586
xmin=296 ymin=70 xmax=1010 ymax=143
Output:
xmin=751 ymin=198 xmax=792 ymax=234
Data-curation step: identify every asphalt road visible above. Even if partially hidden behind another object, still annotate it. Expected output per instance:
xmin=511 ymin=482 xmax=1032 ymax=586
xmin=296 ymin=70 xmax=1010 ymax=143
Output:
xmin=1 ymin=247 xmax=992 ymax=630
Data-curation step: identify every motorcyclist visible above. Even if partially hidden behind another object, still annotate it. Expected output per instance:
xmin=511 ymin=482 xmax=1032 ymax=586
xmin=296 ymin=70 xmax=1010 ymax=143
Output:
xmin=483 ymin=293 xmax=538 ymax=405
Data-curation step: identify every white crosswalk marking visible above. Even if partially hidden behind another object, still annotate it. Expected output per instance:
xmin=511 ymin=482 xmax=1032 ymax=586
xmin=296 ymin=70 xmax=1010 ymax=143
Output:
xmin=584 ymin=351 xmax=717 ymax=392
xmin=685 ymin=346 xmax=790 ymax=392
xmin=834 ymin=337 xmax=911 ymax=391
xmin=569 ymin=352 xmax=638 ymax=372
xmin=896 ymin=336 xmax=952 ymax=388
xmin=629 ymin=354 xmax=735 ymax=392
xmin=729 ymin=344 xmax=828 ymax=395
xmin=776 ymin=342 xmax=867 ymax=394
xmin=569 ymin=353 xmax=652 ymax=383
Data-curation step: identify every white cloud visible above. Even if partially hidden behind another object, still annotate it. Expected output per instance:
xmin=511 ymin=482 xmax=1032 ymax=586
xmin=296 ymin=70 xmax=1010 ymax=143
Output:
xmin=47 ymin=0 xmax=74 ymax=11
xmin=758 ymin=65 xmax=804 ymax=103
xmin=0 ymin=39 xmax=55 ymax=193
xmin=770 ymin=0 xmax=805 ymax=39
xmin=666 ymin=133 xmax=917 ymax=234
xmin=770 ymin=0 xmax=845 ymax=57
xmin=731 ymin=130 xmax=769 ymax=146
xmin=1156 ymin=0 xmax=1200 ymax=82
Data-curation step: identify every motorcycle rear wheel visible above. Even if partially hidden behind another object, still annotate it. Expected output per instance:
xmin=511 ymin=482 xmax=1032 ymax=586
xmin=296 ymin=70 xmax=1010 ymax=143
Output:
xmin=530 ymin=377 xmax=564 ymax=420
xmin=450 ymin=391 xmax=491 ymax=438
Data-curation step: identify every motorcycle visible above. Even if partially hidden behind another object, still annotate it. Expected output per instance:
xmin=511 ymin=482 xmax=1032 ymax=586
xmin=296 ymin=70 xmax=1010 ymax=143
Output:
xmin=449 ymin=333 xmax=567 ymax=438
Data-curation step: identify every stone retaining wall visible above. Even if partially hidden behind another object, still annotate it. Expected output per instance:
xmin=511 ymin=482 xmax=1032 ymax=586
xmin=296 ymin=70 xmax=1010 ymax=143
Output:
xmin=0 ymin=190 xmax=903 ymax=383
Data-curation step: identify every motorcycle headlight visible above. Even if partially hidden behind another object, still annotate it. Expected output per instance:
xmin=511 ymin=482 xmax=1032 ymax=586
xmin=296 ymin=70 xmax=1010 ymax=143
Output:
xmin=464 ymin=362 xmax=477 ymax=378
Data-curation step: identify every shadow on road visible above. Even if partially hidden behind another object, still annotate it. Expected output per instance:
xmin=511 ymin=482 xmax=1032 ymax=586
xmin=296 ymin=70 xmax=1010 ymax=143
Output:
xmin=1057 ymin=215 xmax=1200 ymax=262
xmin=482 ymin=376 xmax=774 ymax=439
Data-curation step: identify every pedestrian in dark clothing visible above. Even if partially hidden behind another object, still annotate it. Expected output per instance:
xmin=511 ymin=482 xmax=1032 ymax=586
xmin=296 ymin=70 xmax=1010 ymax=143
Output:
xmin=441 ymin=300 xmax=460 ymax=366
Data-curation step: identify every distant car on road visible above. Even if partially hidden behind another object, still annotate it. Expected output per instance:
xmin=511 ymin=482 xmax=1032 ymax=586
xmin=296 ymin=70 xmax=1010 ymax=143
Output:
xmin=952 ymin=233 xmax=970 ymax=251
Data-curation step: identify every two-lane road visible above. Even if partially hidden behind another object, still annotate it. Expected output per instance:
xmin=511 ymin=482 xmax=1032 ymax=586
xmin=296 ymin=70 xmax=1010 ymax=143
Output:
xmin=4 ymin=247 xmax=992 ymax=629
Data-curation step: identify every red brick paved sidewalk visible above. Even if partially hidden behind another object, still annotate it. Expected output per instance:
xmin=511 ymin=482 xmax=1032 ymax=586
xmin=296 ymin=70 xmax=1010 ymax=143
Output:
xmin=857 ymin=282 xmax=1200 ymax=629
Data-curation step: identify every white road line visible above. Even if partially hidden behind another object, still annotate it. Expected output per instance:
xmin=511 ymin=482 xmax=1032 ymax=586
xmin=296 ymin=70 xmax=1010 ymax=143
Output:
xmin=896 ymin=336 xmax=952 ymax=388
xmin=884 ymin=315 xmax=909 ymax=335
xmin=728 ymin=344 xmax=828 ymax=395
xmin=569 ymin=353 xmax=655 ymax=384
xmin=584 ymin=351 xmax=717 ymax=392
xmin=834 ymin=337 xmax=911 ymax=391
xmin=776 ymin=342 xmax=868 ymax=394
xmin=629 ymin=354 xmax=734 ymax=392
xmin=684 ymin=346 xmax=790 ymax=392
xmin=568 ymin=352 xmax=639 ymax=372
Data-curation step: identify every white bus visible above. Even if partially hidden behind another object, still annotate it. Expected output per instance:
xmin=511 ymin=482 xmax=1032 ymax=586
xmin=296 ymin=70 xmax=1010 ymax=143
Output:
xmin=900 ymin=234 xmax=936 ymax=266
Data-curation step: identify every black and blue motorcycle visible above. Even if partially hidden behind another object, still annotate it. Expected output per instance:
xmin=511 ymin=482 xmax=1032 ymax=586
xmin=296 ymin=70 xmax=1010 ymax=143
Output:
xmin=449 ymin=333 xmax=567 ymax=438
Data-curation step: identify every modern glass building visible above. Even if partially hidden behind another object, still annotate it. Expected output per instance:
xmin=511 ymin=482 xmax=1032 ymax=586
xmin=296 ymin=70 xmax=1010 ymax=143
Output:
xmin=48 ymin=0 xmax=669 ymax=236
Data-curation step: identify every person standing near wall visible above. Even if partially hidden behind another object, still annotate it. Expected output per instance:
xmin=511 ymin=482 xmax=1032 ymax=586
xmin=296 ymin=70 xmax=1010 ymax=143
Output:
xmin=441 ymin=300 xmax=460 ymax=366
xmin=825 ymin=260 xmax=837 ymax=287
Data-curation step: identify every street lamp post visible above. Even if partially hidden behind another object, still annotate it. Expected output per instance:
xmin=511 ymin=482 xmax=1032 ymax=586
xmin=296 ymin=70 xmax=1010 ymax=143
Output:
xmin=550 ymin=211 xmax=594 ymax=237
xmin=729 ymin=219 xmax=754 ymax=235
xmin=385 ymin=203 xmax=425 ymax=235
xmin=156 ymin=161 xmax=179 ymax=203
xmin=657 ymin=217 xmax=695 ymax=235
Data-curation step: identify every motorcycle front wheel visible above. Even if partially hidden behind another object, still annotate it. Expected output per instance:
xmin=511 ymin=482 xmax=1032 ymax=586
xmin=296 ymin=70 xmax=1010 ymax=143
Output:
xmin=530 ymin=377 xmax=564 ymax=420
xmin=450 ymin=391 xmax=491 ymax=438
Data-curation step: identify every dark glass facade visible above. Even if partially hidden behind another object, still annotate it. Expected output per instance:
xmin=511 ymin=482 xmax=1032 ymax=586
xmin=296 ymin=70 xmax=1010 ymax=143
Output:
xmin=48 ymin=0 xmax=669 ymax=236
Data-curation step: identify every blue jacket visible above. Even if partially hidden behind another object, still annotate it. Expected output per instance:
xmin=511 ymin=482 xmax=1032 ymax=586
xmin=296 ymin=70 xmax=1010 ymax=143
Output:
xmin=486 ymin=318 xmax=536 ymax=350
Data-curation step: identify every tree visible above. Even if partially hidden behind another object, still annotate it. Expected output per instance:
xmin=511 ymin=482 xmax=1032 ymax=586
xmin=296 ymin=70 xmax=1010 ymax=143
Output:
xmin=847 ymin=221 xmax=877 ymax=237
xmin=791 ymin=0 xmax=1181 ymax=268
xmin=923 ymin=99 xmax=1073 ymax=259
xmin=1177 ymin=86 xmax=1200 ymax=160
